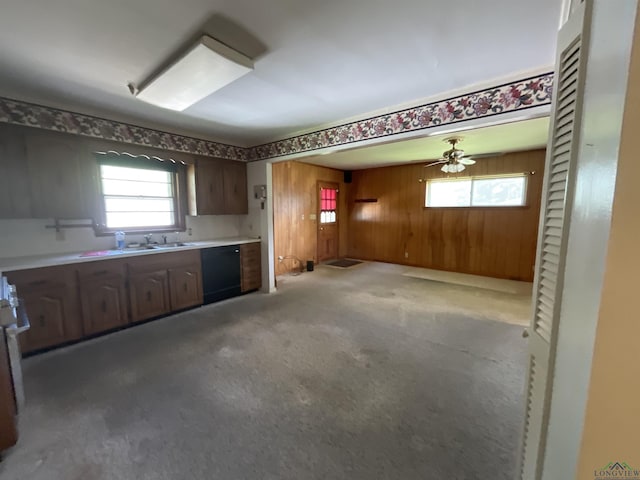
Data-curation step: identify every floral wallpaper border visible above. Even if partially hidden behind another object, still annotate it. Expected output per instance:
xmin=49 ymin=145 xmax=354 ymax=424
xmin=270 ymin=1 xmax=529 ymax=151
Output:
xmin=247 ymin=71 xmax=554 ymax=161
xmin=0 ymin=98 xmax=248 ymax=161
xmin=0 ymin=71 xmax=553 ymax=162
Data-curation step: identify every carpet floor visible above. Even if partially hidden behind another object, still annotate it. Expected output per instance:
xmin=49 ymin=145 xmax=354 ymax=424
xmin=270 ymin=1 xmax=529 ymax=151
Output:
xmin=0 ymin=262 xmax=530 ymax=480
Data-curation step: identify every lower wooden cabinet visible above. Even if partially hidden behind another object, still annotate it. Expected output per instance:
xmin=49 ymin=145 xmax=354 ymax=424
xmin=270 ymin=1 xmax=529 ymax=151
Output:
xmin=0 ymin=329 xmax=17 ymax=452
xmin=77 ymin=260 xmax=128 ymax=335
xmin=127 ymin=250 xmax=202 ymax=322
xmin=79 ymin=275 xmax=128 ymax=335
xmin=240 ymin=243 xmax=262 ymax=292
xmin=6 ymin=265 xmax=83 ymax=354
xmin=5 ymin=246 xmax=241 ymax=354
xmin=169 ymin=264 xmax=203 ymax=311
xmin=129 ymin=270 xmax=170 ymax=323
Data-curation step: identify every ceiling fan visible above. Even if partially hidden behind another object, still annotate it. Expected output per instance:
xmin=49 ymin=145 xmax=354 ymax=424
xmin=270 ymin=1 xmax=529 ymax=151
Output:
xmin=423 ymin=137 xmax=477 ymax=174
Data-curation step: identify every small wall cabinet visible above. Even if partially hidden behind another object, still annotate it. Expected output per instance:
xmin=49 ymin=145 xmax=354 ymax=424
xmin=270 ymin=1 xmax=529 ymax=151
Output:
xmin=188 ymin=158 xmax=248 ymax=215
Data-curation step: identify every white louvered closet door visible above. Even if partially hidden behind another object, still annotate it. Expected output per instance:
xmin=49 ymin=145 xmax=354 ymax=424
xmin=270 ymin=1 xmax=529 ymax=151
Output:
xmin=517 ymin=2 xmax=591 ymax=479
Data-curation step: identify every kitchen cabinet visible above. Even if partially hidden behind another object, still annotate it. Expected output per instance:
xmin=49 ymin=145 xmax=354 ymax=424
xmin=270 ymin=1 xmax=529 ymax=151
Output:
xmin=240 ymin=242 xmax=262 ymax=292
xmin=5 ymin=265 xmax=83 ymax=354
xmin=77 ymin=260 xmax=129 ymax=335
xmin=222 ymin=160 xmax=248 ymax=214
xmin=129 ymin=270 xmax=170 ymax=322
xmin=169 ymin=263 xmax=203 ymax=311
xmin=188 ymin=158 xmax=248 ymax=215
xmin=128 ymin=249 xmax=202 ymax=322
xmin=0 ymin=127 xmax=32 ymax=219
xmin=0 ymin=328 xmax=18 ymax=452
xmin=24 ymin=130 xmax=97 ymax=219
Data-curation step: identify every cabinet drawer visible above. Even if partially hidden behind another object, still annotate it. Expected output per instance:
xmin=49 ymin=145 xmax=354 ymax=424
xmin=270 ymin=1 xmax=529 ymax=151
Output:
xmin=6 ymin=265 xmax=74 ymax=292
xmin=127 ymin=250 xmax=200 ymax=274
xmin=76 ymin=259 xmax=126 ymax=282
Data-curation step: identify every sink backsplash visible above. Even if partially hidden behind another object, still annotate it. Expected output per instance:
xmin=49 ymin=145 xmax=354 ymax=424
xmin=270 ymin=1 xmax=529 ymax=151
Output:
xmin=0 ymin=215 xmax=244 ymax=259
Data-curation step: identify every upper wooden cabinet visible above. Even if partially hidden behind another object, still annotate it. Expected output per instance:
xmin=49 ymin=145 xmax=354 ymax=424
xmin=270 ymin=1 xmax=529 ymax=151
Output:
xmin=188 ymin=158 xmax=248 ymax=215
xmin=0 ymin=128 xmax=32 ymax=218
xmin=24 ymin=131 xmax=97 ymax=219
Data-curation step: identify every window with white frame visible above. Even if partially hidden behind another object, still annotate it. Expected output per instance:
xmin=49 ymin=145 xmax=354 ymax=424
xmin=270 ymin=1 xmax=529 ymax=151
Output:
xmin=425 ymin=174 xmax=528 ymax=207
xmin=97 ymin=155 xmax=182 ymax=232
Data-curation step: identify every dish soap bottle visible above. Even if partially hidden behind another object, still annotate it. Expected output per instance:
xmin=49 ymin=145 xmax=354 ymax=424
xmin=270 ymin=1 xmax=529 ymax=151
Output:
xmin=115 ymin=231 xmax=125 ymax=250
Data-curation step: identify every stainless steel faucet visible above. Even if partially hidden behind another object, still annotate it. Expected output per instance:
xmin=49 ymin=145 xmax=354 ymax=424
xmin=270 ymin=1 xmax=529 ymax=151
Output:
xmin=144 ymin=234 xmax=153 ymax=245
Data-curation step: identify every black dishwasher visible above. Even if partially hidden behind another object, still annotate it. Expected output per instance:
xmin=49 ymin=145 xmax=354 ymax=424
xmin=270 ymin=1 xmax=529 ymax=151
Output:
xmin=201 ymin=245 xmax=241 ymax=304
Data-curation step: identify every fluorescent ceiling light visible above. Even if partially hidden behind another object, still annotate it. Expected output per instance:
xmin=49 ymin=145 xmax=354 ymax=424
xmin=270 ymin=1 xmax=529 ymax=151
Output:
xmin=136 ymin=35 xmax=253 ymax=111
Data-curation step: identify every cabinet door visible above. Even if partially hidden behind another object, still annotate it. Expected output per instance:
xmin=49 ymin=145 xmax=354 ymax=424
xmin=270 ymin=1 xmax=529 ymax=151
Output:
xmin=19 ymin=285 xmax=74 ymax=353
xmin=129 ymin=270 xmax=169 ymax=322
xmin=223 ymin=161 xmax=248 ymax=214
xmin=80 ymin=274 xmax=129 ymax=335
xmin=0 ymin=127 xmax=32 ymax=218
xmin=6 ymin=265 xmax=83 ymax=354
xmin=25 ymin=132 xmax=96 ymax=219
xmin=0 ymin=329 xmax=18 ymax=451
xmin=240 ymin=243 xmax=262 ymax=292
xmin=196 ymin=159 xmax=225 ymax=215
xmin=168 ymin=263 xmax=203 ymax=311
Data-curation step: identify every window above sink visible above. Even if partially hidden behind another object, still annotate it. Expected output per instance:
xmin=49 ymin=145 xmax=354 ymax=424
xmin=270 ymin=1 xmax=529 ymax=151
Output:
xmin=94 ymin=152 xmax=188 ymax=235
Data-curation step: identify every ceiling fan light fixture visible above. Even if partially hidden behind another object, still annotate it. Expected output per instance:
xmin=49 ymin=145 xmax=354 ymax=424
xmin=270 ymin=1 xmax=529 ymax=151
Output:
xmin=135 ymin=35 xmax=254 ymax=111
xmin=441 ymin=163 xmax=465 ymax=173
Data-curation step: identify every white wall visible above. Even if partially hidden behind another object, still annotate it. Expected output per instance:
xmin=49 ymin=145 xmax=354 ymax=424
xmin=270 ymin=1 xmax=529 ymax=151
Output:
xmin=0 ymin=215 xmax=243 ymax=259
xmin=240 ymin=160 xmax=276 ymax=293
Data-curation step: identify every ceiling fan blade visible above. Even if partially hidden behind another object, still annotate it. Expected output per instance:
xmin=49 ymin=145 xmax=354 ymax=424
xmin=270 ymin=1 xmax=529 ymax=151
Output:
xmin=424 ymin=160 xmax=446 ymax=168
xmin=458 ymin=158 xmax=476 ymax=165
xmin=466 ymin=152 xmax=504 ymax=160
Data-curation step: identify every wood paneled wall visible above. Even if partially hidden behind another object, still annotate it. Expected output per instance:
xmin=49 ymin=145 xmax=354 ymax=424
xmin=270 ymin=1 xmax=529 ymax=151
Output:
xmin=347 ymin=149 xmax=546 ymax=281
xmin=272 ymin=161 xmax=348 ymax=275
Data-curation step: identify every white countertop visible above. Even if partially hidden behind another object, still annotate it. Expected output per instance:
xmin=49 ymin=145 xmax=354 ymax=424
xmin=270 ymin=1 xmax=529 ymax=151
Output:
xmin=0 ymin=237 xmax=261 ymax=273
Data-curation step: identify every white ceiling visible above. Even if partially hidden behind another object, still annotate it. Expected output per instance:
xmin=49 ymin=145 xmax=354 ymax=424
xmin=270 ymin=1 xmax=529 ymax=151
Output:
xmin=301 ymin=117 xmax=550 ymax=170
xmin=0 ymin=0 xmax=561 ymax=146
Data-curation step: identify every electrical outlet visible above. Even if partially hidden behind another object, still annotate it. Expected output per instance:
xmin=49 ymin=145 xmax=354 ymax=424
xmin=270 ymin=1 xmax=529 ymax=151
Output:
xmin=278 ymin=255 xmax=284 ymax=262
xmin=404 ymin=252 xmax=409 ymax=258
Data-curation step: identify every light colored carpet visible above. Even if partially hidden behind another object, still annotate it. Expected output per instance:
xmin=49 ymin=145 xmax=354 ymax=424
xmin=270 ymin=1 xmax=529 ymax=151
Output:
xmin=0 ymin=262 xmax=530 ymax=480
xmin=402 ymin=265 xmax=533 ymax=296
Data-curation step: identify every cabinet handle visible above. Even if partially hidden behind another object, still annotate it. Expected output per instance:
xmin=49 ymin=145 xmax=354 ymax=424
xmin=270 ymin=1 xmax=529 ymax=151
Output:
xmin=185 ymin=272 xmax=193 ymax=277
xmin=146 ymin=291 xmax=152 ymax=302
xmin=29 ymin=280 xmax=47 ymax=286
xmin=209 ymin=183 xmax=213 ymax=193
xmin=39 ymin=314 xmax=45 ymax=327
xmin=93 ymin=270 xmax=108 ymax=276
xmin=101 ymin=300 xmax=107 ymax=313
xmin=183 ymin=283 xmax=188 ymax=292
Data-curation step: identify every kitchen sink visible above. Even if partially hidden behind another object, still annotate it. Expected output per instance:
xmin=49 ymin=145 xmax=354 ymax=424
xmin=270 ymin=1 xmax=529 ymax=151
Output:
xmin=121 ymin=245 xmax=157 ymax=251
xmin=149 ymin=242 xmax=193 ymax=249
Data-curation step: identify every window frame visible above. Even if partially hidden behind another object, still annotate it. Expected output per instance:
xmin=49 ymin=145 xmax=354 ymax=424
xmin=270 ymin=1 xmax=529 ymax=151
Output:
xmin=94 ymin=153 xmax=187 ymax=235
xmin=424 ymin=173 xmax=529 ymax=209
